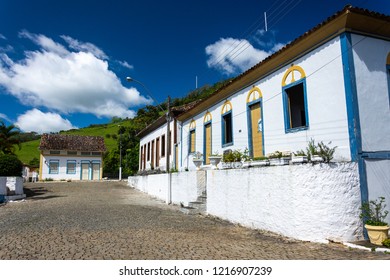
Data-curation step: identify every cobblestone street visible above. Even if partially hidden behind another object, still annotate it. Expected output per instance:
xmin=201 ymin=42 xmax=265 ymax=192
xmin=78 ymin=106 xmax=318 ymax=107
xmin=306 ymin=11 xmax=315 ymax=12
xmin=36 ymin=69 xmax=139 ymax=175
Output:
xmin=0 ymin=181 xmax=389 ymax=260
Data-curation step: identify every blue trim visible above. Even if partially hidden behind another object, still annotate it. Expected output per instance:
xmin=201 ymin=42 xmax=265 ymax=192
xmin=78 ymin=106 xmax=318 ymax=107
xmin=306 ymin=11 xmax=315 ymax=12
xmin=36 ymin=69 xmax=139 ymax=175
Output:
xmin=387 ymin=64 xmax=390 ymax=107
xmin=48 ymin=160 xmax=59 ymax=174
xmin=358 ymin=157 xmax=369 ymax=239
xmin=188 ymin=128 xmax=196 ymax=153
xmin=203 ymin=121 xmax=212 ymax=165
xmin=282 ymin=78 xmax=309 ymax=133
xmin=221 ymin=110 xmax=234 ymax=147
xmin=80 ymin=160 xmax=91 ymax=180
xmin=340 ymin=32 xmax=362 ymax=162
xmin=180 ymin=123 xmax=183 ymax=168
xmin=361 ymin=151 xmax=390 ymax=159
xmin=66 ymin=160 xmax=76 ymax=174
xmin=246 ymin=99 xmax=265 ymax=158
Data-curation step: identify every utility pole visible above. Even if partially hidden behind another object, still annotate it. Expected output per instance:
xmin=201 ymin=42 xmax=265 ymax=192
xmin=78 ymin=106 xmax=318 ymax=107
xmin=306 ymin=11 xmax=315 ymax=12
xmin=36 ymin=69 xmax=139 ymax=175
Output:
xmin=118 ymin=125 xmax=122 ymax=181
xmin=166 ymin=96 xmax=171 ymax=173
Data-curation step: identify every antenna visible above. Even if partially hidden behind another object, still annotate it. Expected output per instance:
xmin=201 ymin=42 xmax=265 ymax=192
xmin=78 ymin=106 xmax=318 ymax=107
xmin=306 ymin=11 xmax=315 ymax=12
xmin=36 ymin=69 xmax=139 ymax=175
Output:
xmin=264 ymin=12 xmax=268 ymax=32
xmin=196 ymin=76 xmax=198 ymax=89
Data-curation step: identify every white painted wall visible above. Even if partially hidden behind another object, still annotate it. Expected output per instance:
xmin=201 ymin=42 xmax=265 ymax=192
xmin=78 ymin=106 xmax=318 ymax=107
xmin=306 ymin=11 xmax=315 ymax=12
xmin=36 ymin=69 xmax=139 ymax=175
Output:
xmin=207 ymin=163 xmax=362 ymax=243
xmin=180 ymin=37 xmax=351 ymax=171
xmin=40 ymin=153 xmax=102 ymax=181
xmin=128 ymin=171 xmax=206 ymax=205
xmin=128 ymin=163 xmax=362 ymax=243
xmin=351 ymin=34 xmax=390 ymax=152
xmin=139 ymin=121 xmax=176 ymax=171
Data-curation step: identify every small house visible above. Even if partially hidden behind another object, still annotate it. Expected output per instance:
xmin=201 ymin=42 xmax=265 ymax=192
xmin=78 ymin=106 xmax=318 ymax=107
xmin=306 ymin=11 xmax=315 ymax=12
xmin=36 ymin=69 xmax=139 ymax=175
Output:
xmin=39 ymin=134 xmax=106 ymax=181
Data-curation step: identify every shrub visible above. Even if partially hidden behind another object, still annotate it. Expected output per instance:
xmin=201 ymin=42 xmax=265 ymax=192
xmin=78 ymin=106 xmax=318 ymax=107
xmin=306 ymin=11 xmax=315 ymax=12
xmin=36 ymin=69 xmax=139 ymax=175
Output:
xmin=0 ymin=154 xmax=23 ymax=176
xmin=382 ymin=238 xmax=390 ymax=248
xmin=360 ymin=197 xmax=389 ymax=226
xmin=317 ymin=141 xmax=337 ymax=163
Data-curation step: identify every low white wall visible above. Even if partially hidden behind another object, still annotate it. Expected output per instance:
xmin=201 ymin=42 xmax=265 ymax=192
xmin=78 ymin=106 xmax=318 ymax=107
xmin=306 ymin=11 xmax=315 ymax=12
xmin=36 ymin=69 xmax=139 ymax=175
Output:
xmin=128 ymin=163 xmax=362 ymax=243
xmin=6 ymin=177 xmax=24 ymax=195
xmin=207 ymin=163 xmax=362 ymax=243
xmin=128 ymin=171 xmax=206 ymax=205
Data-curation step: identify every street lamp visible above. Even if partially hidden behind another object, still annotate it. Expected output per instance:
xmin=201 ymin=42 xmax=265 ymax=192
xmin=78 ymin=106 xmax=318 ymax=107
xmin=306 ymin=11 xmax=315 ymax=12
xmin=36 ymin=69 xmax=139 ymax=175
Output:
xmin=118 ymin=124 xmax=122 ymax=181
xmin=126 ymin=77 xmax=165 ymax=112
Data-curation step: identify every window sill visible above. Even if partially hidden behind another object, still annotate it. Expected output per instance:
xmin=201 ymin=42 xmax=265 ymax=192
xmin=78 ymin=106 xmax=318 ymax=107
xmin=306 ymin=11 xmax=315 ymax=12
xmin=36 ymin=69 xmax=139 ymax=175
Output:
xmin=222 ymin=142 xmax=234 ymax=148
xmin=285 ymin=126 xmax=309 ymax=133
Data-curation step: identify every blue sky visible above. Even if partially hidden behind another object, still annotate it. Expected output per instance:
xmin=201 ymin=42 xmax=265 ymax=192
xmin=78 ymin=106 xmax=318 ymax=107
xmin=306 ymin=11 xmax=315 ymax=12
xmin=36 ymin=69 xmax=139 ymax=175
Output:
xmin=0 ymin=0 xmax=389 ymax=133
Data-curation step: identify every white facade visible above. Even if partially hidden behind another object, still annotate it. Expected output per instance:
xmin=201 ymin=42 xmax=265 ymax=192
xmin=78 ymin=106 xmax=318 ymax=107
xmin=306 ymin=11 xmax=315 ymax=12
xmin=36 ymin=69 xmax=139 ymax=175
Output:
xmin=40 ymin=151 xmax=103 ymax=181
xmin=138 ymin=119 xmax=178 ymax=172
xmin=180 ymin=36 xmax=351 ymax=171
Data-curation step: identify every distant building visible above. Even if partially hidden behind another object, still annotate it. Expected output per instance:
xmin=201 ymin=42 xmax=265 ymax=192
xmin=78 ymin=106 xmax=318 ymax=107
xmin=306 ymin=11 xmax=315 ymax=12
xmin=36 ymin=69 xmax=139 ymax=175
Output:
xmin=39 ymin=134 xmax=106 ymax=181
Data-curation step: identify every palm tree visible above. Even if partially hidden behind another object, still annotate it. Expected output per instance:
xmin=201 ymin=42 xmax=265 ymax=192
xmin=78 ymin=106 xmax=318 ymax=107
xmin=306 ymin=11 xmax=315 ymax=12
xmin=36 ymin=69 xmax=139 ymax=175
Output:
xmin=0 ymin=120 xmax=21 ymax=155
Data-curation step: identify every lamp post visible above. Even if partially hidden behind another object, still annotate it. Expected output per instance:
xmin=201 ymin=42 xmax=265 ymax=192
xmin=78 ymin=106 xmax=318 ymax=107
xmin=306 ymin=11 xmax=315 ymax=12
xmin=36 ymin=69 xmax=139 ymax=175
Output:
xmin=118 ymin=125 xmax=122 ymax=181
xmin=126 ymin=77 xmax=165 ymax=112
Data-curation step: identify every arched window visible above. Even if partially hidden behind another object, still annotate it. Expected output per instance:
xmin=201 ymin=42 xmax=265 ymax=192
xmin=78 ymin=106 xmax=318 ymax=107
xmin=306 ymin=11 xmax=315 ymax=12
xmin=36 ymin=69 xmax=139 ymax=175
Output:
xmin=221 ymin=100 xmax=233 ymax=146
xmin=282 ymin=65 xmax=309 ymax=132
xmin=188 ymin=120 xmax=196 ymax=153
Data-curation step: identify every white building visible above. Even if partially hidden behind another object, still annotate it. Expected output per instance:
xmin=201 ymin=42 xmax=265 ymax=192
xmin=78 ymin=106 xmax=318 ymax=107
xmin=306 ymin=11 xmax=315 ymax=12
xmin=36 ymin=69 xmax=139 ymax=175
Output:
xmin=132 ymin=6 xmax=390 ymax=241
xmin=39 ymin=134 xmax=106 ymax=181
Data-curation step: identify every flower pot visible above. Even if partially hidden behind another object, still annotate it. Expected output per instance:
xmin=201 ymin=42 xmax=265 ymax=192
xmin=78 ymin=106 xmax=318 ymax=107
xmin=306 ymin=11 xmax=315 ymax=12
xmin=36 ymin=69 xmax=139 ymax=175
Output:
xmin=208 ymin=156 xmax=222 ymax=170
xmin=269 ymin=157 xmax=290 ymax=166
xmin=292 ymin=156 xmax=308 ymax=164
xmin=192 ymin=159 xmax=203 ymax=170
xmin=311 ymin=155 xmax=323 ymax=163
xmin=365 ymin=224 xmax=390 ymax=245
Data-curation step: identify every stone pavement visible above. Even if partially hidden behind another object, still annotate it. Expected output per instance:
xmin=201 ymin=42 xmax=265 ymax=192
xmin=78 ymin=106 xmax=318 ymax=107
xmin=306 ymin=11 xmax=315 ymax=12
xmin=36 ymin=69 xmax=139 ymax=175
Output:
xmin=0 ymin=181 xmax=389 ymax=260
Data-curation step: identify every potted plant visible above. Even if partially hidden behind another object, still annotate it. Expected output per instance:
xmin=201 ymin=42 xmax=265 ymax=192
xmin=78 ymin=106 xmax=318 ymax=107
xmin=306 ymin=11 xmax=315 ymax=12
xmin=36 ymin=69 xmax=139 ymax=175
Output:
xmin=251 ymin=156 xmax=270 ymax=167
xmin=268 ymin=151 xmax=291 ymax=165
xmin=360 ymin=196 xmax=389 ymax=245
xmin=192 ymin=152 xmax=203 ymax=170
xmin=208 ymin=151 xmax=222 ymax=169
xmin=292 ymin=150 xmax=307 ymax=164
xmin=222 ymin=149 xmax=245 ymax=169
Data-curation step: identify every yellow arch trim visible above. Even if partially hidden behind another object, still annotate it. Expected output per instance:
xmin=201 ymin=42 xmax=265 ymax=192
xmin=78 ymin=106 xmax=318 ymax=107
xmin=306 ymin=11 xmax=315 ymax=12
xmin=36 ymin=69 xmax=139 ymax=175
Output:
xmin=246 ymin=86 xmax=263 ymax=103
xmin=204 ymin=112 xmax=212 ymax=123
xmin=387 ymin=52 xmax=390 ymax=65
xmin=221 ymin=100 xmax=233 ymax=115
xmin=282 ymin=65 xmax=306 ymax=87
xmin=189 ymin=120 xmax=196 ymax=130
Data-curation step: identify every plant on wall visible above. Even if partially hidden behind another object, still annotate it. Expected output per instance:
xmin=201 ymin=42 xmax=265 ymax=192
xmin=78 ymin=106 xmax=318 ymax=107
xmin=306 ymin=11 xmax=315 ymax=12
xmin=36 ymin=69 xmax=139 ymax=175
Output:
xmin=306 ymin=138 xmax=337 ymax=163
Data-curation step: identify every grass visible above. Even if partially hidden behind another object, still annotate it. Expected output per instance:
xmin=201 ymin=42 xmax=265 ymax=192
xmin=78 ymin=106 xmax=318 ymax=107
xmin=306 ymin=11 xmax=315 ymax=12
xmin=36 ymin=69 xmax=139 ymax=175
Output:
xmin=15 ymin=119 xmax=132 ymax=164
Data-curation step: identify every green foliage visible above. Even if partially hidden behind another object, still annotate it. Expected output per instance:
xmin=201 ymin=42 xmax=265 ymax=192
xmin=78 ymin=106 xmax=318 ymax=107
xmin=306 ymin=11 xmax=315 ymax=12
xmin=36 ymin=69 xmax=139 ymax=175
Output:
xmin=222 ymin=149 xmax=248 ymax=162
xmin=360 ymin=197 xmax=389 ymax=226
xmin=0 ymin=120 xmax=21 ymax=155
xmin=293 ymin=150 xmax=307 ymax=156
xmin=306 ymin=138 xmax=337 ymax=163
xmin=0 ymin=154 xmax=23 ymax=176
xmin=28 ymin=157 xmax=40 ymax=168
xmin=317 ymin=141 xmax=337 ymax=163
xmin=306 ymin=138 xmax=318 ymax=161
xmin=382 ymin=239 xmax=390 ymax=248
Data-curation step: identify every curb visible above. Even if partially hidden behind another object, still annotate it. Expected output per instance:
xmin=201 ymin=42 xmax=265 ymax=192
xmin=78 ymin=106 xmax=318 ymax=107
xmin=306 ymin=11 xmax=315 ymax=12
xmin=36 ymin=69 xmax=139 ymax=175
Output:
xmin=343 ymin=242 xmax=390 ymax=253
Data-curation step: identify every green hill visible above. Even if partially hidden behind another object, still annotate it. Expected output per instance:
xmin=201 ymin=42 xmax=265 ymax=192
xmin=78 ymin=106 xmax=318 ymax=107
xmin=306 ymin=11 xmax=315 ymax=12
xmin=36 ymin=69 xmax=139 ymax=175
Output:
xmin=15 ymin=119 xmax=132 ymax=165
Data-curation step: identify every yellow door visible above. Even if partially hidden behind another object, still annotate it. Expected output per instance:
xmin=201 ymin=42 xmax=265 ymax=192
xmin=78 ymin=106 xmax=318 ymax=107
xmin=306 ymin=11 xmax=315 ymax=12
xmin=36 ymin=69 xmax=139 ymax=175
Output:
xmin=250 ymin=103 xmax=263 ymax=158
xmin=204 ymin=123 xmax=212 ymax=164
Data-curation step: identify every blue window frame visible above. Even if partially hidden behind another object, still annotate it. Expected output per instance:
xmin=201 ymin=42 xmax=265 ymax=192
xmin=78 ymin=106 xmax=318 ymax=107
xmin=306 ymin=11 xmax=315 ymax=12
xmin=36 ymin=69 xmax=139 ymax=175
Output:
xmin=282 ymin=79 xmax=309 ymax=132
xmin=66 ymin=160 xmax=76 ymax=174
xmin=49 ymin=160 xmax=59 ymax=174
xmin=222 ymin=111 xmax=233 ymax=146
xmin=387 ymin=63 xmax=390 ymax=107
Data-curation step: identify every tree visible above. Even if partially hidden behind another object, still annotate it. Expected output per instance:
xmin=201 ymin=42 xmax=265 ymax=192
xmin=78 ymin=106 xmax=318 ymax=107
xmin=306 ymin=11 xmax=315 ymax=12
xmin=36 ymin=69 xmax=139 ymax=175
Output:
xmin=0 ymin=120 xmax=21 ymax=155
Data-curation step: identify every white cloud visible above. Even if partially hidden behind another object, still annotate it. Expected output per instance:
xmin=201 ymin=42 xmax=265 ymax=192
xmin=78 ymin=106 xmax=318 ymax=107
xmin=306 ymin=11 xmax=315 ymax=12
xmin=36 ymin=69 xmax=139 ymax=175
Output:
xmin=0 ymin=31 xmax=151 ymax=119
xmin=117 ymin=60 xmax=134 ymax=70
xmin=206 ymin=30 xmax=285 ymax=75
xmin=206 ymin=37 xmax=271 ymax=75
xmin=15 ymin=109 xmax=77 ymax=133
xmin=60 ymin=35 xmax=108 ymax=60
xmin=0 ymin=113 xmax=12 ymax=123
